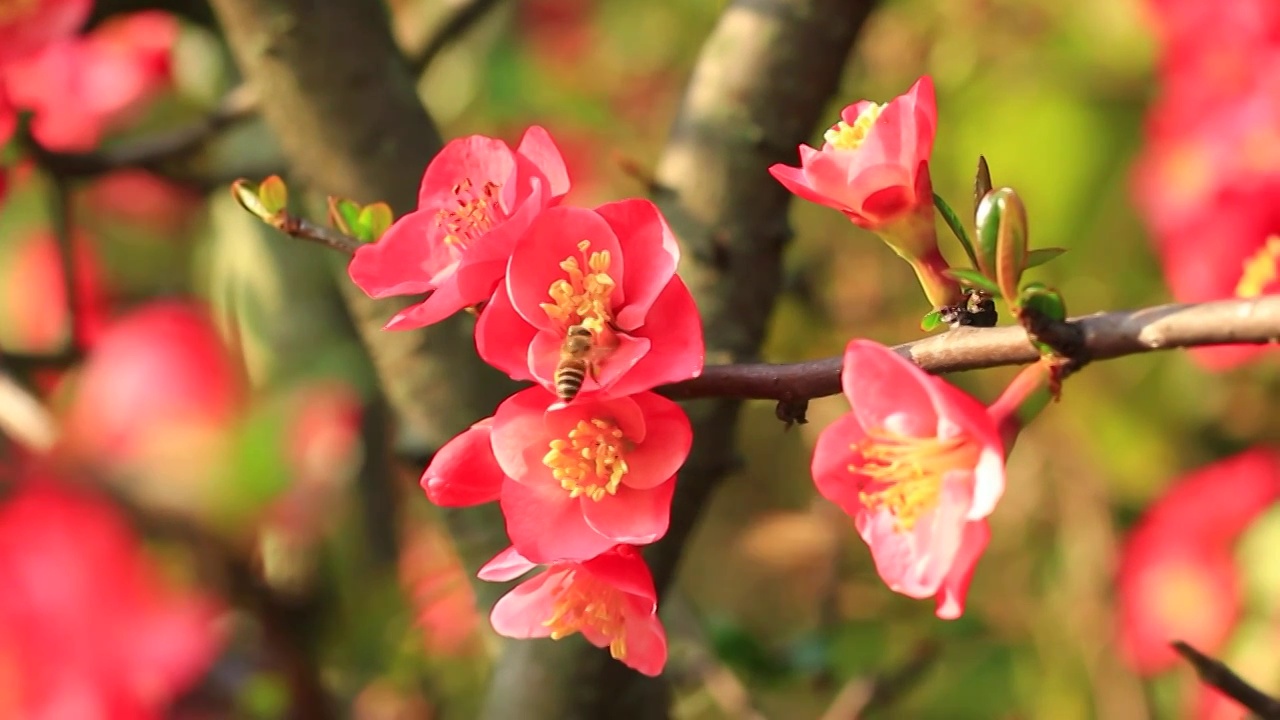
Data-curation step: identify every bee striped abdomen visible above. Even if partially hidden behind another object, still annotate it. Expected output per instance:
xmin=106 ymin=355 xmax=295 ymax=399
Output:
xmin=555 ymin=360 xmax=588 ymax=401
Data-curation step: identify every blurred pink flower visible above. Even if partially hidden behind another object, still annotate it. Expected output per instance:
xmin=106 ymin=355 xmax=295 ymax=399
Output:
xmin=1116 ymin=449 xmax=1280 ymax=675
xmin=0 ymin=479 xmax=222 ymax=719
xmin=2 ymin=11 xmax=178 ymax=151
xmin=399 ymin=527 xmax=480 ymax=657
xmin=0 ymin=228 xmax=112 ymax=354
xmin=0 ymin=0 xmax=91 ymax=64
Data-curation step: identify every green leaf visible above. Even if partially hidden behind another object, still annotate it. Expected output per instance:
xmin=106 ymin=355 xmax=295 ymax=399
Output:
xmin=933 ymin=192 xmax=979 ymax=269
xmin=920 ymin=309 xmax=944 ymax=332
xmin=258 ymin=175 xmax=288 ymax=215
xmin=230 ymin=179 xmax=270 ymax=219
xmin=358 ymin=202 xmax=394 ymax=241
xmin=992 ymin=188 xmax=1029 ymax=304
xmin=1024 ymin=247 xmax=1067 ymax=270
xmin=327 ymin=197 xmax=362 ymax=236
xmin=1019 ymin=282 xmax=1067 ymax=322
xmin=973 ymin=190 xmax=1001 ymax=279
xmin=944 ymin=268 xmax=1000 ymax=294
xmin=973 ymin=155 xmax=993 ymax=219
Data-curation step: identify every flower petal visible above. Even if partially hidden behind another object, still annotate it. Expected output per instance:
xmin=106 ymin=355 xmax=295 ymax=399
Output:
xmin=501 ymin=477 xmax=615 ymax=563
xmin=490 ymin=387 xmax=557 ymax=479
xmin=420 ymin=420 xmax=505 ymax=507
xmin=842 ymin=340 xmax=937 ymax=436
xmin=516 ymin=125 xmax=572 ymax=201
xmin=605 ymin=277 xmax=704 ymax=397
xmin=594 ymin=198 xmax=680 ymax=329
xmin=582 ymin=546 xmax=657 ymax=602
xmin=616 ymin=392 xmax=691 ymax=490
xmin=506 ymin=206 xmax=625 ymax=329
xmin=855 ymin=477 xmax=972 ymax=598
xmin=347 ymin=210 xmax=449 ymax=298
xmin=478 ymin=545 xmax=537 ymax=582
xmin=418 ymin=135 xmax=517 ymax=206
xmin=933 ymin=519 xmax=989 ymax=620
xmin=475 ymin=283 xmax=539 ymax=382
xmin=489 ymin=568 xmax=560 ymax=638
xmin=810 ymin=413 xmax=868 ymax=517
xmin=581 ymin=477 xmax=675 ymax=546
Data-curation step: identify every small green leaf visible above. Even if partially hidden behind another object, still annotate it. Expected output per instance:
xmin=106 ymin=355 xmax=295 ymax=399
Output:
xmin=973 ymin=155 xmax=993 ymax=219
xmin=993 ymin=188 xmax=1029 ymax=304
xmin=1019 ymin=282 xmax=1067 ymax=322
xmin=327 ymin=197 xmax=362 ymax=236
xmin=919 ymin=309 xmax=944 ymax=332
xmin=358 ymin=202 xmax=394 ymax=241
xmin=1024 ymin=247 xmax=1067 ymax=270
xmin=933 ymin=193 xmax=979 ymax=269
xmin=944 ymin=268 xmax=1001 ymax=294
xmin=230 ymin=179 xmax=270 ymax=219
xmin=973 ymin=190 xmax=1001 ymax=279
xmin=258 ymin=175 xmax=288 ymax=215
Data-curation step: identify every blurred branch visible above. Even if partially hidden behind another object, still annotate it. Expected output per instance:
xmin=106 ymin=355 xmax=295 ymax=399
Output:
xmin=817 ymin=642 xmax=939 ymax=720
xmin=479 ymin=1 xmax=873 ymax=719
xmin=263 ymin=210 xmax=365 ymax=255
xmin=659 ymin=295 xmax=1280 ymax=402
xmin=1173 ymin=641 xmax=1280 ymax=719
xmin=27 ymin=85 xmax=258 ymax=181
xmin=408 ymin=0 xmax=506 ymax=77
xmin=0 ymin=369 xmax=58 ymax=452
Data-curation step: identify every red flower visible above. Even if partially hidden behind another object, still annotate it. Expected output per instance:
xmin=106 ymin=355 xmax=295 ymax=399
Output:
xmin=1116 ymin=449 xmax=1280 ymax=675
xmin=2 ymin=11 xmax=178 ymax=151
xmin=61 ymin=301 xmax=245 ymax=470
xmin=809 ymin=340 xmax=1005 ymax=619
xmin=0 ymin=480 xmax=222 ymax=719
xmin=398 ymin=526 xmax=481 ymax=657
xmin=0 ymin=229 xmax=112 ymax=354
xmin=347 ymin=126 xmax=571 ymax=329
xmin=478 ymin=545 xmax=667 ymax=676
xmin=0 ymin=0 xmax=91 ymax=64
xmin=423 ymin=387 xmax=691 ymax=563
xmin=475 ymin=199 xmax=704 ymax=401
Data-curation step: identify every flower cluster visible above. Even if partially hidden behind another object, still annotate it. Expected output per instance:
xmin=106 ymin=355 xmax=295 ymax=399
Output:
xmin=351 ymin=127 xmax=705 ymax=675
xmin=1131 ymin=0 xmax=1280 ymax=368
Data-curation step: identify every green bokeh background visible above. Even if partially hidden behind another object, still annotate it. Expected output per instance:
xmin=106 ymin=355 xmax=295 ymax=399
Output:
xmin=3 ymin=0 xmax=1279 ymax=717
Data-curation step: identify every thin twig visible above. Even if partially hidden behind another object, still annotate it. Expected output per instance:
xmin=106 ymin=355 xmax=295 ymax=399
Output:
xmin=1172 ymin=640 xmax=1280 ymax=719
xmin=0 ymin=369 xmax=58 ymax=452
xmin=658 ymin=295 xmax=1280 ymax=401
xmin=271 ymin=213 xmax=365 ymax=255
xmin=409 ymin=0 xmax=506 ymax=76
xmin=818 ymin=641 xmax=940 ymax=720
xmin=28 ymin=85 xmax=257 ymax=178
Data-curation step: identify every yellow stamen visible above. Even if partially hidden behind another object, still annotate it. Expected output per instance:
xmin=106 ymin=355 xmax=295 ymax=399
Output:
xmin=824 ymin=103 xmax=886 ymax=151
xmin=434 ymin=178 xmax=506 ymax=254
xmin=850 ymin=427 xmax=980 ymax=531
xmin=542 ymin=569 xmax=630 ymax=660
xmin=542 ymin=418 xmax=631 ymax=501
xmin=1235 ymin=236 xmax=1280 ymax=298
xmin=540 ymin=239 xmax=618 ymax=333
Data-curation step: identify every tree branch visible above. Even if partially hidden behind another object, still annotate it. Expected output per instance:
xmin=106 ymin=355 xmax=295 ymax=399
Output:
xmin=408 ymin=0 xmax=506 ymax=77
xmin=27 ymin=85 xmax=257 ymax=180
xmin=1172 ymin=640 xmax=1280 ymax=719
xmin=659 ymin=295 xmax=1280 ymax=401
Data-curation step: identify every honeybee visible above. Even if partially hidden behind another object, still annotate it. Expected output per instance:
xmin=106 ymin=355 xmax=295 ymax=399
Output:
xmin=554 ymin=324 xmax=598 ymax=402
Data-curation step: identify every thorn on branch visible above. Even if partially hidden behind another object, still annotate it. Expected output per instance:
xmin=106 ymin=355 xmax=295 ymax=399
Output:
xmin=1172 ymin=640 xmax=1280 ymax=719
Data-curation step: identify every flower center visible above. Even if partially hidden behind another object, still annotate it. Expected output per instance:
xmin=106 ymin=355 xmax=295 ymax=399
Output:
xmin=1235 ymin=235 xmax=1280 ymax=298
xmin=824 ymin=103 xmax=886 ymax=151
xmin=850 ymin=427 xmax=980 ymax=531
xmin=540 ymin=239 xmax=618 ymax=334
xmin=543 ymin=569 xmax=629 ymax=660
xmin=434 ymin=179 xmax=506 ymax=256
xmin=543 ymin=418 xmax=630 ymax=501
xmin=0 ymin=0 xmax=38 ymax=25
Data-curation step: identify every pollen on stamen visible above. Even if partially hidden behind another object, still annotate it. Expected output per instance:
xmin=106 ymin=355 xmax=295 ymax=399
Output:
xmin=542 ymin=569 xmax=629 ymax=659
xmin=434 ymin=178 xmax=506 ymax=252
xmin=542 ymin=418 xmax=630 ymax=502
xmin=824 ymin=103 xmax=886 ymax=151
xmin=847 ymin=428 xmax=979 ymax=531
xmin=539 ymin=239 xmax=619 ymax=333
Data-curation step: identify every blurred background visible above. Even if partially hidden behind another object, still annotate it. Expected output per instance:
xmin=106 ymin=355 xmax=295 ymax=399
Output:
xmin=2 ymin=0 xmax=1278 ymax=718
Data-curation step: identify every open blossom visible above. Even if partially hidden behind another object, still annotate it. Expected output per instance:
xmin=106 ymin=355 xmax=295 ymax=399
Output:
xmin=769 ymin=77 xmax=958 ymax=308
xmin=423 ymin=387 xmax=691 ymax=563
xmin=348 ymin=126 xmax=571 ymax=329
xmin=1116 ymin=449 xmax=1280 ymax=675
xmin=809 ymin=340 xmax=1005 ymax=619
xmin=479 ymin=545 xmax=667 ymax=676
xmin=476 ymin=199 xmax=704 ymax=400
xmin=0 ymin=480 xmax=222 ymax=719
xmin=3 ymin=11 xmax=179 ymax=151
